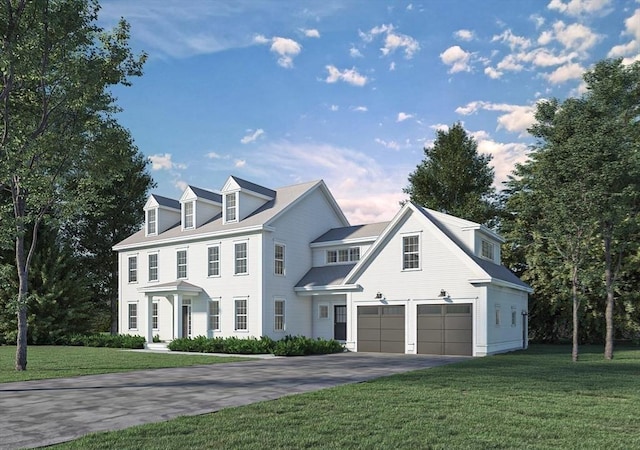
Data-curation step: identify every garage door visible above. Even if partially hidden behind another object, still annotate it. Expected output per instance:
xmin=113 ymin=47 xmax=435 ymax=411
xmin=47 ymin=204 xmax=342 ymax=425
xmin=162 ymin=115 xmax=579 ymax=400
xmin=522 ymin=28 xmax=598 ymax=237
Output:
xmin=417 ymin=304 xmax=472 ymax=356
xmin=357 ymin=305 xmax=405 ymax=353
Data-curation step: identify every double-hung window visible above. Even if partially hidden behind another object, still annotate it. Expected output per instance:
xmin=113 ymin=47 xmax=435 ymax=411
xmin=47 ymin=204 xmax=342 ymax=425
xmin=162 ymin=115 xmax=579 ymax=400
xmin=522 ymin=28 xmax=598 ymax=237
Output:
xmin=209 ymin=300 xmax=220 ymax=331
xmin=274 ymin=243 xmax=285 ymax=276
xmin=274 ymin=299 xmax=285 ymax=331
xmin=128 ymin=303 xmax=138 ymax=329
xmin=481 ymin=239 xmax=495 ymax=261
xmin=207 ymin=245 xmax=220 ymax=277
xmin=152 ymin=302 xmax=158 ymax=330
xmin=147 ymin=209 xmax=156 ymax=235
xmin=225 ymin=193 xmax=237 ymax=222
xmin=176 ymin=250 xmax=188 ymax=279
xmin=402 ymin=235 xmax=420 ymax=270
xmin=235 ymin=299 xmax=247 ymax=331
xmin=128 ymin=256 xmax=138 ymax=283
xmin=148 ymin=253 xmax=158 ymax=282
xmin=184 ymin=201 xmax=194 ymax=229
xmin=235 ymin=242 xmax=248 ymax=275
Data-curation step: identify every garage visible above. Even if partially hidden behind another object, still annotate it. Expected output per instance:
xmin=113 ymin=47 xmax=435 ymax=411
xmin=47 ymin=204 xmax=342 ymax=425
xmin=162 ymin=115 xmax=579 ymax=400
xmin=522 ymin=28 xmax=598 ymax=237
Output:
xmin=357 ymin=305 xmax=405 ymax=353
xmin=417 ymin=304 xmax=472 ymax=356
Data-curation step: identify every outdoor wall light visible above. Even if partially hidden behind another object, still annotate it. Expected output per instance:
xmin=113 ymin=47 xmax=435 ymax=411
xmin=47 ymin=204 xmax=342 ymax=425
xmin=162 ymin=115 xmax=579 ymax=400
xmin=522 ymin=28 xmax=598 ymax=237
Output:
xmin=438 ymin=289 xmax=448 ymax=297
xmin=375 ymin=292 xmax=383 ymax=299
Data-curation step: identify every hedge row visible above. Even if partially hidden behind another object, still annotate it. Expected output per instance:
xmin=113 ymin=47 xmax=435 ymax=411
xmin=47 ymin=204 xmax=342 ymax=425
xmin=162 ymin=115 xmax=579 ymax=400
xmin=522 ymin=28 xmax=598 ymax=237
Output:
xmin=64 ymin=333 xmax=146 ymax=349
xmin=168 ymin=335 xmax=344 ymax=356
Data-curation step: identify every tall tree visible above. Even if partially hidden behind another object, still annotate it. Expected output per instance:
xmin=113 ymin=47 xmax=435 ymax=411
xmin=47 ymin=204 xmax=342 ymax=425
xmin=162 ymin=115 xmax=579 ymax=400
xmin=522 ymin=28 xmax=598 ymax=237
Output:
xmin=403 ymin=122 xmax=497 ymax=225
xmin=0 ymin=0 xmax=145 ymax=370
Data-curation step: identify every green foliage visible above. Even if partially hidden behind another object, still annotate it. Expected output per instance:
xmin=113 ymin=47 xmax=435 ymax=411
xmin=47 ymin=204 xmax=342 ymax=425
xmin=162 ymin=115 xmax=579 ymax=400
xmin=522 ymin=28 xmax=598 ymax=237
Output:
xmin=404 ymin=122 xmax=498 ymax=226
xmin=167 ymin=335 xmax=344 ymax=356
xmin=65 ymin=333 xmax=146 ymax=349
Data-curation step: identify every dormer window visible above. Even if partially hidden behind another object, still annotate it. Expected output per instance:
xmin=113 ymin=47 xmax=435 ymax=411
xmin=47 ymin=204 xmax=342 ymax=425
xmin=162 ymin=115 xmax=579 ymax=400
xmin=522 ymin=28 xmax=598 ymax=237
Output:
xmin=147 ymin=209 xmax=157 ymax=235
xmin=481 ymin=239 xmax=495 ymax=261
xmin=225 ymin=193 xmax=237 ymax=222
xmin=183 ymin=201 xmax=194 ymax=229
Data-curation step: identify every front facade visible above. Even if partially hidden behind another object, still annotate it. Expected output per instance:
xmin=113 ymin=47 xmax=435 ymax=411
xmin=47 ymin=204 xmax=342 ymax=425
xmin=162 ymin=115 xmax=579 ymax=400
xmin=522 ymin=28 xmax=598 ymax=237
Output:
xmin=114 ymin=176 xmax=532 ymax=356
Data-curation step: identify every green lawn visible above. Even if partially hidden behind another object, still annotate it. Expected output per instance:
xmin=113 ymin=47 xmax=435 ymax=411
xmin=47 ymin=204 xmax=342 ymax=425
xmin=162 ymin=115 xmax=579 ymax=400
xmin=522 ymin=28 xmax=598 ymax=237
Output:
xmin=54 ymin=345 xmax=640 ymax=449
xmin=0 ymin=346 xmax=248 ymax=383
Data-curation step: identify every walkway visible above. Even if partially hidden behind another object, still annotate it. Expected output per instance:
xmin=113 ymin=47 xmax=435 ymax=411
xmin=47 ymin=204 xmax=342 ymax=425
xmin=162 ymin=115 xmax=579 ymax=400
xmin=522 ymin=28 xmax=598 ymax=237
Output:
xmin=0 ymin=352 xmax=466 ymax=449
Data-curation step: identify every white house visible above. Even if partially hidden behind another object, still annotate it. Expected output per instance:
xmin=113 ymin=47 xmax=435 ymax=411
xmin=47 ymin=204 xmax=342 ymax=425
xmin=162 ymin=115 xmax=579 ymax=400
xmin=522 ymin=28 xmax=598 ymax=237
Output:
xmin=113 ymin=176 xmax=532 ymax=356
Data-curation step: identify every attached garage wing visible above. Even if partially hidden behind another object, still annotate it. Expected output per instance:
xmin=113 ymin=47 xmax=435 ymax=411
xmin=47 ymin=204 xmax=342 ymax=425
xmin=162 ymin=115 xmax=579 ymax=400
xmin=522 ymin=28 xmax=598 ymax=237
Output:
xmin=357 ymin=305 xmax=405 ymax=353
xmin=417 ymin=304 xmax=472 ymax=356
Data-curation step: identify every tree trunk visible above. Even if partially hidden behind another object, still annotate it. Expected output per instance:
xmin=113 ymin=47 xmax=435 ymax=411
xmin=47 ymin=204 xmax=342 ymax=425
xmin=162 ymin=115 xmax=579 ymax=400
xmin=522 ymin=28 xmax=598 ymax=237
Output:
xmin=603 ymin=233 xmax=614 ymax=360
xmin=15 ymin=235 xmax=28 ymax=371
xmin=571 ymin=265 xmax=579 ymax=362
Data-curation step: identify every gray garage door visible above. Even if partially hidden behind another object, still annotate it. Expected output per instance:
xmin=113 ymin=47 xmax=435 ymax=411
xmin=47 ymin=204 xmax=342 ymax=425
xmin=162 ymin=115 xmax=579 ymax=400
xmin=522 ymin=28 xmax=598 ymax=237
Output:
xmin=417 ymin=304 xmax=472 ymax=356
xmin=357 ymin=305 xmax=405 ymax=353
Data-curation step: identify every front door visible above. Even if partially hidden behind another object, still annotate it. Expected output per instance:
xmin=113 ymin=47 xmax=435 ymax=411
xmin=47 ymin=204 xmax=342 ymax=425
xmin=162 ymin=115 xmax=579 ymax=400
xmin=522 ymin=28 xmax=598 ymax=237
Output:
xmin=181 ymin=304 xmax=191 ymax=338
xmin=334 ymin=305 xmax=347 ymax=341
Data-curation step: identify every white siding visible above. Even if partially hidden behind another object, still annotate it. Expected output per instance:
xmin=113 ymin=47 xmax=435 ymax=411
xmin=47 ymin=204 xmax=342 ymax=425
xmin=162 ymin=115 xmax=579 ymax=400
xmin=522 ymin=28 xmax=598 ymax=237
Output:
xmin=311 ymin=295 xmax=347 ymax=339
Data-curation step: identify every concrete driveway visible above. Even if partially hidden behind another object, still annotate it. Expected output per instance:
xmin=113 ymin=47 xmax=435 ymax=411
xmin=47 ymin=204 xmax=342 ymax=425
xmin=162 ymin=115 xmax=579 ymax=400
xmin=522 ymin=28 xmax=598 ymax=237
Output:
xmin=0 ymin=352 xmax=467 ymax=449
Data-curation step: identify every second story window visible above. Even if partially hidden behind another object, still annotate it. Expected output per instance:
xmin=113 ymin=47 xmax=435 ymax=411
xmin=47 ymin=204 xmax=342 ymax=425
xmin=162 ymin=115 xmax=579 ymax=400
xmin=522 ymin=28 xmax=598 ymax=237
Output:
xmin=327 ymin=247 xmax=360 ymax=264
xmin=402 ymin=235 xmax=420 ymax=270
xmin=208 ymin=245 xmax=220 ymax=277
xmin=176 ymin=250 xmax=188 ymax=279
xmin=183 ymin=201 xmax=194 ymax=229
xmin=274 ymin=243 xmax=285 ymax=275
xmin=481 ymin=239 xmax=495 ymax=261
xmin=128 ymin=256 xmax=137 ymax=283
xmin=148 ymin=253 xmax=158 ymax=282
xmin=147 ymin=209 xmax=156 ymax=235
xmin=235 ymin=242 xmax=248 ymax=275
xmin=225 ymin=193 xmax=237 ymax=222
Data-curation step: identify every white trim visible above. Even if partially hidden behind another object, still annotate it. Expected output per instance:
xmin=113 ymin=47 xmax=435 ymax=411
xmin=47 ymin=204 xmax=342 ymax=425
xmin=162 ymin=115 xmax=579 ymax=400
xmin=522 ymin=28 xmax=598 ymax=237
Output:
xmin=274 ymin=242 xmax=286 ymax=276
xmin=295 ymin=284 xmax=362 ymax=295
xmin=274 ymin=298 xmax=285 ymax=332
xmin=234 ymin=240 xmax=249 ymax=275
xmin=206 ymin=243 xmax=221 ymax=277
xmin=310 ymin=236 xmax=378 ymax=248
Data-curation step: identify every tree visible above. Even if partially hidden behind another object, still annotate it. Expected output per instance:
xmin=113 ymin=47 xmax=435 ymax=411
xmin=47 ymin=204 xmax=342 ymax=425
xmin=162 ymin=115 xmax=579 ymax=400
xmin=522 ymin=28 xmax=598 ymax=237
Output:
xmin=0 ymin=0 xmax=145 ymax=370
xmin=403 ymin=122 xmax=497 ymax=226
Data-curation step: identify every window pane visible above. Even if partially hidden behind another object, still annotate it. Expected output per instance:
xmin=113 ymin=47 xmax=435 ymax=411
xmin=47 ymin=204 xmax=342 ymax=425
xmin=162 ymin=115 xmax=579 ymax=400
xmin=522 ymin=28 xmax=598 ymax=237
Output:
xmin=235 ymin=299 xmax=247 ymax=330
xmin=208 ymin=246 xmax=219 ymax=276
xmin=338 ymin=249 xmax=349 ymax=262
xmin=147 ymin=209 xmax=156 ymax=234
xmin=350 ymin=247 xmax=360 ymax=261
xmin=446 ymin=304 xmax=471 ymax=314
xmin=184 ymin=202 xmax=194 ymax=228
xmin=226 ymin=193 xmax=236 ymax=221
xmin=319 ymin=305 xmax=329 ymax=319
xmin=177 ymin=250 xmax=187 ymax=278
xmin=235 ymin=243 xmax=247 ymax=274
xmin=148 ymin=254 xmax=158 ymax=281
xmin=274 ymin=244 xmax=285 ymax=275
xmin=128 ymin=304 xmax=137 ymax=329
xmin=209 ymin=301 xmax=220 ymax=330
xmin=402 ymin=235 xmax=419 ymax=269
xmin=274 ymin=300 xmax=285 ymax=331
xmin=418 ymin=305 xmax=442 ymax=315
xmin=128 ymin=256 xmax=137 ymax=283
xmin=327 ymin=250 xmax=337 ymax=263
xmin=152 ymin=302 xmax=158 ymax=329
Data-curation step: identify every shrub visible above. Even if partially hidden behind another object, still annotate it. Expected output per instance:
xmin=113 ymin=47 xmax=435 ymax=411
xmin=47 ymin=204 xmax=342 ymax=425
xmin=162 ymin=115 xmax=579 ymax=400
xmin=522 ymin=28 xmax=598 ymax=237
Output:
xmin=62 ymin=333 xmax=145 ymax=349
xmin=166 ymin=335 xmax=343 ymax=356
xmin=273 ymin=335 xmax=343 ymax=356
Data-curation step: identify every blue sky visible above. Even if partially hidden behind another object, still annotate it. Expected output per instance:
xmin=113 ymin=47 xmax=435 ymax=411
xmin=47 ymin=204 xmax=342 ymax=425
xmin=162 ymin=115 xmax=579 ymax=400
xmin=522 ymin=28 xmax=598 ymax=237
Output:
xmin=99 ymin=0 xmax=640 ymax=224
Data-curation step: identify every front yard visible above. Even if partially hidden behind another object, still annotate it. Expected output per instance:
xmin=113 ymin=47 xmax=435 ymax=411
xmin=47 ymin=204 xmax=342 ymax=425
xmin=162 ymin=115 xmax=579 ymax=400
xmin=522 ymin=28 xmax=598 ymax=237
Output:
xmin=51 ymin=344 xmax=640 ymax=449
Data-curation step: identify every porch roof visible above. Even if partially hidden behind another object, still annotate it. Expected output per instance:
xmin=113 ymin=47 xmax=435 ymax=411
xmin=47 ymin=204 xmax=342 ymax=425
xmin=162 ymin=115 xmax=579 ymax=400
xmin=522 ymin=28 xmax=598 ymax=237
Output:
xmin=137 ymin=280 xmax=203 ymax=294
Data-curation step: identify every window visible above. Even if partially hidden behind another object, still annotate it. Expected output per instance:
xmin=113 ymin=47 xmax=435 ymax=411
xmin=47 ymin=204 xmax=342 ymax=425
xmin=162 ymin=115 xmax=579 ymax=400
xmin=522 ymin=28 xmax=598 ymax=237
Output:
xmin=128 ymin=256 xmax=137 ymax=283
xmin=495 ymin=304 xmax=501 ymax=326
xmin=128 ymin=303 xmax=137 ymax=329
xmin=207 ymin=245 xmax=220 ymax=277
xmin=152 ymin=302 xmax=158 ymax=330
xmin=225 ymin=193 xmax=237 ymax=222
xmin=274 ymin=243 xmax=285 ymax=276
xmin=274 ymin=299 xmax=285 ymax=331
xmin=235 ymin=242 xmax=248 ymax=275
xmin=402 ymin=235 xmax=420 ymax=270
xmin=481 ymin=240 xmax=495 ymax=260
xmin=147 ymin=209 xmax=156 ymax=235
xmin=511 ymin=307 xmax=517 ymax=327
xmin=176 ymin=250 xmax=188 ymax=279
xmin=148 ymin=253 xmax=158 ymax=282
xmin=319 ymin=304 xmax=329 ymax=319
xmin=184 ymin=201 xmax=194 ymax=229
xmin=209 ymin=300 xmax=220 ymax=331
xmin=235 ymin=299 xmax=247 ymax=330
xmin=327 ymin=247 xmax=360 ymax=264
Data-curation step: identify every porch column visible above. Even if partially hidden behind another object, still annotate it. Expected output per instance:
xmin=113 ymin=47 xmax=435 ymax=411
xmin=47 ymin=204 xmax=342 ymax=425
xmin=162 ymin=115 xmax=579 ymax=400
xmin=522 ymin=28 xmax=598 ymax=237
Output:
xmin=146 ymin=294 xmax=154 ymax=345
xmin=173 ymin=293 xmax=183 ymax=339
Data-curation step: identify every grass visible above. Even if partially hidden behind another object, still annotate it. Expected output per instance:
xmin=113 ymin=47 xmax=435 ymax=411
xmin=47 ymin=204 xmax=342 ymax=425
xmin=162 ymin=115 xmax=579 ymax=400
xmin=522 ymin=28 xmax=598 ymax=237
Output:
xmin=53 ymin=344 xmax=640 ymax=449
xmin=0 ymin=345 xmax=248 ymax=383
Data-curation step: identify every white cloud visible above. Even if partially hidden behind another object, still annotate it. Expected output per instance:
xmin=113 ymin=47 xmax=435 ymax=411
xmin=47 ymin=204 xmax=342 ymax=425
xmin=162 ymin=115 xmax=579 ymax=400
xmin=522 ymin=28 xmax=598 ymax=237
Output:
xmin=531 ymin=14 xmax=546 ymax=29
xmin=302 ymin=28 xmax=320 ymax=38
xmin=456 ymin=101 xmax=537 ymax=136
xmin=350 ymin=47 xmax=363 ymax=57
xmin=324 ymin=65 xmax=368 ymax=86
xmin=206 ymin=151 xmax=222 ymax=159
xmin=389 ymin=61 xmax=396 ymax=71
xmin=397 ymin=112 xmax=414 ymax=122
xmin=496 ymin=54 xmax=524 ymax=72
xmin=607 ymin=9 xmax=640 ymax=62
xmin=330 ymin=104 xmax=339 ymax=111
xmin=174 ymin=179 xmax=189 ymax=191
xmin=484 ymin=66 xmax=503 ymax=79
xmin=491 ymin=29 xmax=532 ymax=50
xmin=547 ymin=0 xmax=612 ymax=17
xmin=359 ymin=24 xmax=394 ymax=42
xmin=375 ymin=138 xmax=401 ymax=151
xmin=360 ymin=24 xmax=420 ymax=59
xmin=270 ymin=37 xmax=302 ymax=68
xmin=455 ymin=29 xmax=475 ymax=41
xmin=551 ymin=21 xmax=601 ymax=53
xmin=352 ymin=106 xmax=368 ymax=112
xmin=240 ymin=129 xmax=265 ymax=144
xmin=440 ymin=45 xmax=472 ymax=73
xmin=148 ymin=153 xmax=186 ymax=170
xmin=234 ymin=159 xmax=246 ymax=168
xmin=476 ymin=137 xmax=530 ymax=188
xmin=545 ymin=62 xmax=585 ymax=83
xmin=430 ymin=123 xmax=450 ymax=132
xmin=253 ymin=34 xmax=270 ymax=44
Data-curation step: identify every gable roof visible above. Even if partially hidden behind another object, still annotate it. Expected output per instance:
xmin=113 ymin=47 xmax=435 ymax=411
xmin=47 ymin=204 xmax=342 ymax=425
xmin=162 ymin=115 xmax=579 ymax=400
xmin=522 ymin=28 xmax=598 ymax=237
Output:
xmin=229 ymin=176 xmax=277 ymax=198
xmin=149 ymin=194 xmax=180 ymax=210
xmin=311 ymin=222 xmax=389 ymax=244
xmin=114 ymin=180 xmax=348 ymax=251
xmin=342 ymin=202 xmax=531 ymax=293
xmin=188 ymin=185 xmax=222 ymax=204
